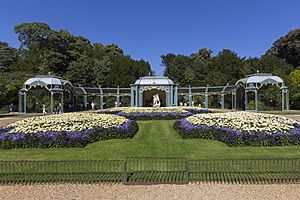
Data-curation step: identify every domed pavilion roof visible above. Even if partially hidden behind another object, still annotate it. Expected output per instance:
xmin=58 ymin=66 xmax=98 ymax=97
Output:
xmin=133 ymin=76 xmax=175 ymax=85
xmin=24 ymin=75 xmax=72 ymax=87
xmin=235 ymin=73 xmax=284 ymax=87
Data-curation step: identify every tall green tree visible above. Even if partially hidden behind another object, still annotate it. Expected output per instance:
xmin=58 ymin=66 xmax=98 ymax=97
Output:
xmin=0 ymin=42 xmax=18 ymax=72
xmin=266 ymin=29 xmax=300 ymax=68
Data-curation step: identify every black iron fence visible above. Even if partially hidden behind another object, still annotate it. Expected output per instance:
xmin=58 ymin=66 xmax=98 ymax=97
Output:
xmin=0 ymin=157 xmax=299 ymax=185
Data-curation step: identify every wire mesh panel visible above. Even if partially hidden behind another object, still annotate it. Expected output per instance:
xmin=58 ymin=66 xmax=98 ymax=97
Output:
xmin=189 ymin=158 xmax=300 ymax=184
xmin=125 ymin=157 xmax=188 ymax=184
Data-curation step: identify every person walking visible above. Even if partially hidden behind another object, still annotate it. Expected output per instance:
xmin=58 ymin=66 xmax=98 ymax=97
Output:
xmin=8 ymin=103 xmax=14 ymax=113
xmin=42 ymin=104 xmax=47 ymax=114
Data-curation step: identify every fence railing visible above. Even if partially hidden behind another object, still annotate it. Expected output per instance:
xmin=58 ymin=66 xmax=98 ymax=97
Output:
xmin=0 ymin=157 xmax=299 ymax=185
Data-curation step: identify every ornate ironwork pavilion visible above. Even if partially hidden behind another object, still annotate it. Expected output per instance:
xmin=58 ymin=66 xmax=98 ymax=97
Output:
xmin=235 ymin=73 xmax=289 ymax=111
xmin=19 ymin=75 xmax=73 ymax=114
xmin=19 ymin=73 xmax=288 ymax=113
xmin=130 ymin=76 xmax=178 ymax=107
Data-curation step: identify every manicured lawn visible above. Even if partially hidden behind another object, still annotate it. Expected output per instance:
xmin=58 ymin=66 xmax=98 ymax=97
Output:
xmin=0 ymin=120 xmax=300 ymax=161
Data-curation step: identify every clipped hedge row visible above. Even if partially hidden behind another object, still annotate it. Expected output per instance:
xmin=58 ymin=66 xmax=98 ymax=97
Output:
xmin=174 ymin=118 xmax=300 ymax=146
xmin=0 ymin=120 xmax=138 ymax=149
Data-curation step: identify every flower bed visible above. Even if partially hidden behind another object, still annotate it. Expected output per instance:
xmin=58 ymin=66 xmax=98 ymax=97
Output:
xmin=0 ymin=113 xmax=138 ymax=148
xmin=100 ymin=107 xmax=211 ymax=120
xmin=174 ymin=112 xmax=300 ymax=146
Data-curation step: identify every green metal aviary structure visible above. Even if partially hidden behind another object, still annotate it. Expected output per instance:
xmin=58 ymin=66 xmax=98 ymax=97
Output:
xmin=19 ymin=73 xmax=289 ymax=113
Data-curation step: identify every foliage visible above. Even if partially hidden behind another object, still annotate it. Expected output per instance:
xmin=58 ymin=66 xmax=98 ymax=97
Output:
xmin=266 ymin=29 xmax=300 ymax=68
xmin=0 ymin=22 xmax=151 ymax=109
xmin=247 ymin=100 xmax=264 ymax=111
xmin=287 ymin=70 xmax=300 ymax=109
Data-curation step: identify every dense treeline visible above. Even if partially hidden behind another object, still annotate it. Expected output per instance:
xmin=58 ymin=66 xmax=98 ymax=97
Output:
xmin=161 ymin=28 xmax=300 ymax=109
xmin=1 ymin=22 xmax=300 ymax=110
xmin=0 ymin=22 xmax=151 ymax=108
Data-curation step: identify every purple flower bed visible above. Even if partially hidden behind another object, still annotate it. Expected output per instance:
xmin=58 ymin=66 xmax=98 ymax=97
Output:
xmin=99 ymin=109 xmax=211 ymax=120
xmin=0 ymin=120 xmax=138 ymax=149
xmin=174 ymin=118 xmax=300 ymax=146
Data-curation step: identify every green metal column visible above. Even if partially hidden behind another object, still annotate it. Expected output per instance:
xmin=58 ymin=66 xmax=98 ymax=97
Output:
xmin=286 ymin=90 xmax=289 ymax=111
xmin=24 ymin=92 xmax=27 ymax=114
xmin=255 ymin=90 xmax=258 ymax=111
xmin=231 ymin=92 xmax=234 ymax=110
xmin=174 ymin=86 xmax=178 ymax=106
xmin=100 ymin=95 xmax=103 ymax=110
xmin=61 ymin=92 xmax=64 ymax=113
xmin=281 ymin=89 xmax=285 ymax=111
xmin=245 ymin=90 xmax=248 ymax=111
xmin=221 ymin=94 xmax=225 ymax=109
xmin=170 ymin=85 xmax=173 ymax=106
xmin=131 ymin=87 xmax=134 ymax=107
xmin=188 ymin=85 xmax=192 ymax=106
xmin=138 ymin=89 xmax=143 ymax=107
xmin=84 ymin=95 xmax=88 ymax=110
xmin=166 ymin=89 xmax=170 ymax=107
xmin=19 ymin=93 xmax=22 ymax=113
xmin=135 ymin=86 xmax=138 ymax=107
xmin=117 ymin=86 xmax=120 ymax=107
xmin=50 ymin=92 xmax=53 ymax=114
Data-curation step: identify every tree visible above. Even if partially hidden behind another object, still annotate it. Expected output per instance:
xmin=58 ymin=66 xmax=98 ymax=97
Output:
xmin=266 ymin=29 xmax=300 ymax=68
xmin=205 ymin=49 xmax=244 ymax=85
xmin=14 ymin=22 xmax=51 ymax=50
xmin=162 ymin=54 xmax=191 ymax=86
xmin=67 ymin=55 xmax=97 ymax=86
xmin=14 ymin=22 xmax=91 ymax=76
xmin=0 ymin=42 xmax=18 ymax=72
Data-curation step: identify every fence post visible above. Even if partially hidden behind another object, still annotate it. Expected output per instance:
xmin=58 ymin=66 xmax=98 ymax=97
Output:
xmin=123 ymin=159 xmax=127 ymax=184
xmin=185 ymin=159 xmax=189 ymax=183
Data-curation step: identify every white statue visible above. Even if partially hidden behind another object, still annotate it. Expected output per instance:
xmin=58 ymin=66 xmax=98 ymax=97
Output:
xmin=153 ymin=93 xmax=161 ymax=107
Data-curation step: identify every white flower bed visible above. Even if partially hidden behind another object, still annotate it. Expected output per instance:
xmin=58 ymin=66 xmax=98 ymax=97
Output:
xmin=187 ymin=112 xmax=297 ymax=133
xmin=106 ymin=106 xmax=204 ymax=114
xmin=7 ymin=113 xmax=128 ymax=134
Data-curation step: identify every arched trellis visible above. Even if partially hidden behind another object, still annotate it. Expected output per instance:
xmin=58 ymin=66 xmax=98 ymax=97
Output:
xmin=73 ymin=86 xmax=132 ymax=110
xmin=178 ymin=85 xmax=236 ymax=110
xmin=235 ymin=73 xmax=289 ymax=111
xmin=19 ymin=75 xmax=74 ymax=114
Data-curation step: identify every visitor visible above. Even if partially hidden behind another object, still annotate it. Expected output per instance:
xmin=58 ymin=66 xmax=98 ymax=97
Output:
xmin=57 ymin=103 xmax=62 ymax=114
xmin=198 ymin=103 xmax=202 ymax=107
xmin=180 ymin=102 xmax=183 ymax=106
xmin=184 ymin=102 xmax=187 ymax=106
xmin=54 ymin=103 xmax=58 ymax=114
xmin=192 ymin=101 xmax=194 ymax=106
xmin=42 ymin=104 xmax=47 ymax=114
xmin=8 ymin=103 xmax=14 ymax=113
xmin=91 ymin=102 xmax=95 ymax=110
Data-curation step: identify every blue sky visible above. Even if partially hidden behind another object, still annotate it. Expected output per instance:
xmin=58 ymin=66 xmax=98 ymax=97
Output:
xmin=1 ymin=0 xmax=300 ymax=75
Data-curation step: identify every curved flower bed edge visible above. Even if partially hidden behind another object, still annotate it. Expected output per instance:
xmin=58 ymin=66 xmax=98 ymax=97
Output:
xmin=100 ymin=108 xmax=211 ymax=120
xmin=174 ymin=118 xmax=300 ymax=146
xmin=0 ymin=120 xmax=138 ymax=149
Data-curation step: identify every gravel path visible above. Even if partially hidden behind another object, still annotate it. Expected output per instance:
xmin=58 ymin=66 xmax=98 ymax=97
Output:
xmin=0 ymin=183 xmax=299 ymax=200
